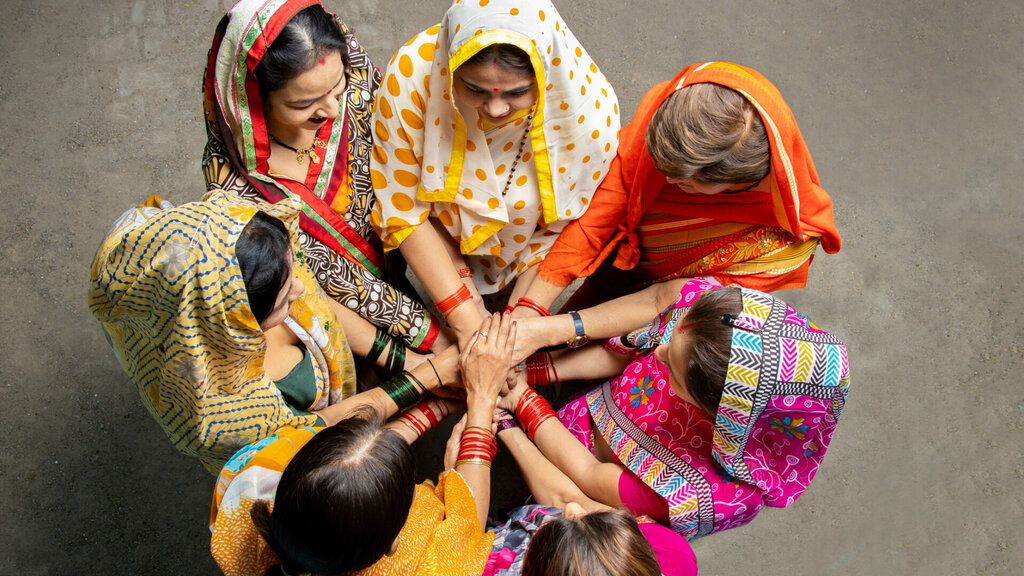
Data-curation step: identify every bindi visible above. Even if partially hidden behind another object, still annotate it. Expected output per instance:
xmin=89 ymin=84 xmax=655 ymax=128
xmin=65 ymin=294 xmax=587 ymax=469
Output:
xmin=318 ymin=56 xmax=327 ymax=66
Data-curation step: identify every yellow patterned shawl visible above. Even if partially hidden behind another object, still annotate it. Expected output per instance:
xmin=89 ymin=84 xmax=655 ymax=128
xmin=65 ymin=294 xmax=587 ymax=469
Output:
xmin=89 ymin=191 xmax=356 ymax=473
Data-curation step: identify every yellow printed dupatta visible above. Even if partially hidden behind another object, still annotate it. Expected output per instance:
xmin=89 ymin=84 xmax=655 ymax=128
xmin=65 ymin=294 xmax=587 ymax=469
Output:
xmin=89 ymin=191 xmax=356 ymax=473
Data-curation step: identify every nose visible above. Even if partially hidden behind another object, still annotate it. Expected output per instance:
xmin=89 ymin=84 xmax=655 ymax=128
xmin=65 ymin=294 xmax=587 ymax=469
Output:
xmin=483 ymin=98 xmax=508 ymax=118
xmin=319 ymin=95 xmax=340 ymax=119
xmin=289 ymin=274 xmax=305 ymax=302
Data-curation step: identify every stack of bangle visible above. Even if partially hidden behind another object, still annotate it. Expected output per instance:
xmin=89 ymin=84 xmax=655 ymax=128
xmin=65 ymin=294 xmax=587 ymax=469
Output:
xmin=457 ymin=267 xmax=473 ymax=278
xmin=435 ymin=285 xmax=473 ymax=320
xmin=398 ymin=398 xmax=445 ymax=435
xmin=525 ymin=352 xmax=558 ymax=387
xmin=456 ymin=426 xmax=497 ymax=468
xmin=514 ymin=297 xmax=550 ymax=317
xmin=515 ymin=386 xmax=558 ymax=441
xmin=368 ymin=328 xmax=406 ymax=374
xmin=381 ymin=371 xmax=427 ymax=411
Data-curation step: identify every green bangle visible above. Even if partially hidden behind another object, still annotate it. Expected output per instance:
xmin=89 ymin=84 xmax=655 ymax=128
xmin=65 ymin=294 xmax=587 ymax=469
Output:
xmin=381 ymin=372 xmax=423 ymax=411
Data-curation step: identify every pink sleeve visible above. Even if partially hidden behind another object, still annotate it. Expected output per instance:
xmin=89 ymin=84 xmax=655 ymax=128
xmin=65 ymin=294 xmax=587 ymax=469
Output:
xmin=617 ymin=470 xmax=670 ymax=524
xmin=639 ymin=522 xmax=698 ymax=576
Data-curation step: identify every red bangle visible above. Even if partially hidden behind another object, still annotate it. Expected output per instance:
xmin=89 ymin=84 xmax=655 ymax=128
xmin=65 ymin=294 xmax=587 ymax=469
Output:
xmin=457 ymin=267 xmax=473 ymax=278
xmin=504 ymin=304 xmax=516 ymax=314
xmin=435 ymin=284 xmax=473 ymax=319
xmin=526 ymin=352 xmax=558 ymax=387
xmin=399 ymin=410 xmax=428 ymax=435
xmin=457 ymin=428 xmax=497 ymax=462
xmin=515 ymin=386 xmax=558 ymax=441
xmin=514 ymin=297 xmax=550 ymax=317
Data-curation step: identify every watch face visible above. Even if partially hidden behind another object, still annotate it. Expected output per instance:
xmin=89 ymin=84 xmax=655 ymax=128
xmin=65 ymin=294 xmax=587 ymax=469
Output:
xmin=567 ymin=336 xmax=589 ymax=349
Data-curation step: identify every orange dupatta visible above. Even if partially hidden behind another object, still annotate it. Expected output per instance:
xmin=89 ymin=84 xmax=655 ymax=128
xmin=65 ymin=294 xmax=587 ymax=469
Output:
xmin=537 ymin=62 xmax=840 ymax=290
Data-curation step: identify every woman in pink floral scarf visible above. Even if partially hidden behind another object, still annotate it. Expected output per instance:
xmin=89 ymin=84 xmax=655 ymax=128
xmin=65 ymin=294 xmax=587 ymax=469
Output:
xmin=503 ymin=277 xmax=850 ymax=539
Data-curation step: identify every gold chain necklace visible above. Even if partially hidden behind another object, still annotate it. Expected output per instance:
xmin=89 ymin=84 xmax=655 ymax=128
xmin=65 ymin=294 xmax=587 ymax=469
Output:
xmin=502 ymin=111 xmax=534 ymax=196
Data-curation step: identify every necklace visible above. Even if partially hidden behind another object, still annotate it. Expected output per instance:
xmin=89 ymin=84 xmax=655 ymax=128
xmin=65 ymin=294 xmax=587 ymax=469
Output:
xmin=501 ymin=111 xmax=534 ymax=196
xmin=269 ymin=125 xmax=326 ymax=164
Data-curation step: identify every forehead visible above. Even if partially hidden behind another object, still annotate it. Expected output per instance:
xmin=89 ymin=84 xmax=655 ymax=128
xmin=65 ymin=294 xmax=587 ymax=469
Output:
xmin=269 ymin=50 xmax=345 ymax=99
xmin=455 ymin=60 xmax=534 ymax=88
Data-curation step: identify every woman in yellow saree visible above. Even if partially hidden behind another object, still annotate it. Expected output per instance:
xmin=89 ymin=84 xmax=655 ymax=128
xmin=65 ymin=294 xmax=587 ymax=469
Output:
xmin=89 ymin=191 xmax=457 ymax=472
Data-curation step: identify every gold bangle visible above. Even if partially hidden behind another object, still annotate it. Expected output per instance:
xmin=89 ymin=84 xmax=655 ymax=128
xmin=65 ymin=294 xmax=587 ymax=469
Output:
xmin=463 ymin=425 xmax=494 ymax=437
xmin=455 ymin=457 xmax=492 ymax=468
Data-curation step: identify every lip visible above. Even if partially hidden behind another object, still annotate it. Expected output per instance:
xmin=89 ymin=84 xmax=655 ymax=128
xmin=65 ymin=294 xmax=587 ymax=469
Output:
xmin=482 ymin=110 xmax=513 ymax=123
xmin=308 ymin=116 xmax=329 ymax=125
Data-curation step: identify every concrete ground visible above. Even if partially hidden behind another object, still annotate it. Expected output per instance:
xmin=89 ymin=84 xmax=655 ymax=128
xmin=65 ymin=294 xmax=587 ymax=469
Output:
xmin=2 ymin=0 xmax=1021 ymax=574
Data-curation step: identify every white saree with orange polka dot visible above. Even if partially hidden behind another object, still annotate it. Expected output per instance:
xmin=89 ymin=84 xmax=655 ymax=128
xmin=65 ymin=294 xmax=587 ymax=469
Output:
xmin=371 ymin=0 xmax=620 ymax=293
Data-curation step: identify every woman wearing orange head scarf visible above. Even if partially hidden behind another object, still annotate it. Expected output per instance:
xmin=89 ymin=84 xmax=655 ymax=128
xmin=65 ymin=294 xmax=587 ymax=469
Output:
xmin=521 ymin=62 xmax=841 ymax=308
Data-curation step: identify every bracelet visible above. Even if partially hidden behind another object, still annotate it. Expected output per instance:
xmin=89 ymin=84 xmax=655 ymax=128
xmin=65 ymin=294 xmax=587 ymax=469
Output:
xmin=425 ymin=358 xmax=443 ymax=387
xmin=435 ymin=285 xmax=473 ymax=320
xmin=515 ymin=386 xmax=558 ymax=441
xmin=515 ymin=297 xmax=550 ymax=317
xmin=457 ymin=267 xmax=473 ymax=278
xmin=458 ymin=427 xmax=497 ymax=462
xmin=368 ymin=328 xmax=405 ymax=374
xmin=381 ymin=372 xmax=426 ymax=411
xmin=495 ymin=409 xmax=520 ymax=433
xmin=525 ymin=352 xmax=558 ymax=387
xmin=455 ymin=457 xmax=492 ymax=468
xmin=504 ymin=303 xmax=516 ymax=314
xmin=398 ymin=409 xmax=428 ymax=435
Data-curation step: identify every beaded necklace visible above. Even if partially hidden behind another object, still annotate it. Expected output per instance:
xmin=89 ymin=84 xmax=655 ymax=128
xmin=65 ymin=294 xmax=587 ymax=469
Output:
xmin=501 ymin=111 xmax=534 ymax=196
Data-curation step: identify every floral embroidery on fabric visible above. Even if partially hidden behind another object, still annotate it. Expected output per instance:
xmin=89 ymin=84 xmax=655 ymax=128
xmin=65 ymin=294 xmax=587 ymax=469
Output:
xmin=767 ymin=416 xmax=809 ymax=440
xmin=629 ymin=375 xmax=656 ymax=408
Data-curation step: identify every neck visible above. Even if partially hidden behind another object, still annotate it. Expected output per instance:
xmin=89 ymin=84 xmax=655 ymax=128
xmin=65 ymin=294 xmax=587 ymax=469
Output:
xmin=267 ymin=123 xmax=321 ymax=148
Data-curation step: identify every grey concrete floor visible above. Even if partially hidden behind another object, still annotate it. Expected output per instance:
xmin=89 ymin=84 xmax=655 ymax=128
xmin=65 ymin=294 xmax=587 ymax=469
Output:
xmin=1 ymin=0 xmax=1021 ymax=574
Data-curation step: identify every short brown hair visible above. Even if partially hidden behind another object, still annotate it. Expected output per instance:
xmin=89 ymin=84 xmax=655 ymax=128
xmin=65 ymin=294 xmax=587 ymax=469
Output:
xmin=522 ymin=509 xmax=661 ymax=576
xmin=646 ymin=83 xmax=770 ymax=184
xmin=675 ymin=285 xmax=743 ymax=417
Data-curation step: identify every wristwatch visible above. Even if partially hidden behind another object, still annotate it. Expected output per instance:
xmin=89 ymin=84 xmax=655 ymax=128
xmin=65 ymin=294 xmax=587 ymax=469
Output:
xmin=566 ymin=311 xmax=589 ymax=348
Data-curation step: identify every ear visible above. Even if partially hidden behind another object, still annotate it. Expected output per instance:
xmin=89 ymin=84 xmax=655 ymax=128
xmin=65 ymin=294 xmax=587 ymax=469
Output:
xmin=386 ymin=534 xmax=401 ymax=556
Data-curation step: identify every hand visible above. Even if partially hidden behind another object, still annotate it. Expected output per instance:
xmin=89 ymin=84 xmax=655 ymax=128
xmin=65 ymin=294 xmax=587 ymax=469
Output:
xmin=459 ymin=313 xmax=517 ymax=406
xmin=496 ymin=372 xmax=527 ymax=413
xmin=509 ymin=316 xmax=546 ymax=366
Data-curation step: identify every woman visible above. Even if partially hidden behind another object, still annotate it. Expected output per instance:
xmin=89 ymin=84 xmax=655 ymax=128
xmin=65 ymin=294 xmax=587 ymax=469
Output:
xmin=202 ymin=0 xmax=443 ymax=352
xmin=523 ymin=61 xmax=842 ymax=309
xmin=89 ymin=191 xmax=457 ymax=472
xmin=371 ymin=0 xmax=620 ymax=341
xmin=210 ymin=315 xmax=692 ymax=576
xmin=503 ymin=277 xmax=850 ymax=539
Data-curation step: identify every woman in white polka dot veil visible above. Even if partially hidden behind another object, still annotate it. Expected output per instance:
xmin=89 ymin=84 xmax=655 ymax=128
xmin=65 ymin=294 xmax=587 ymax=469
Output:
xmin=371 ymin=0 xmax=620 ymax=345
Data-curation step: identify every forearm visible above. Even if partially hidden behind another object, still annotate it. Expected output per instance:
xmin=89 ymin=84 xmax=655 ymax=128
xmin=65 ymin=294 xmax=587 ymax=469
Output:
xmin=509 ymin=385 xmax=623 ymax=507
xmin=457 ymin=395 xmax=497 ymax=530
xmin=398 ymin=220 xmax=485 ymax=341
xmin=520 ymin=278 xmax=686 ymax=351
xmin=328 ymin=298 xmax=426 ymax=371
xmin=498 ymin=425 xmax=610 ymax=512
xmin=314 ymin=345 xmax=459 ymax=427
xmin=550 ymin=344 xmax=632 ymax=382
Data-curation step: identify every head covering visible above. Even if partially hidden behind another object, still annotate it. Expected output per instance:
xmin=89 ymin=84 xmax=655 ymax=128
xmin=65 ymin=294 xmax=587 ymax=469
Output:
xmin=374 ymin=0 xmax=619 ymax=254
xmin=589 ymin=278 xmax=850 ymax=538
xmin=89 ymin=191 xmax=356 ymax=472
xmin=211 ymin=425 xmax=494 ymax=576
xmin=614 ymin=62 xmax=841 ymax=268
xmin=203 ymin=0 xmax=384 ymax=275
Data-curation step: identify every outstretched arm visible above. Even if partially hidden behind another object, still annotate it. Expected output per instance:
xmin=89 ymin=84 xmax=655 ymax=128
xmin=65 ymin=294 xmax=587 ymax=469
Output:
xmin=511 ymin=277 xmax=689 ymax=366
xmin=497 ymin=382 xmax=625 ymax=508
xmin=496 ymin=414 xmax=611 ymax=513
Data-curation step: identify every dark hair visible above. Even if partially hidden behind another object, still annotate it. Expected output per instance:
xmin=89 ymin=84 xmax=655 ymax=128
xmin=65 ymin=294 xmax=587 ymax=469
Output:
xmin=647 ymin=83 xmax=770 ymax=184
xmin=676 ymin=285 xmax=743 ymax=417
xmin=254 ymin=4 xmax=351 ymax=99
xmin=251 ymin=416 xmax=416 ymax=576
xmin=462 ymin=43 xmax=533 ymax=75
xmin=236 ymin=211 xmax=291 ymax=325
xmin=522 ymin=509 xmax=661 ymax=576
